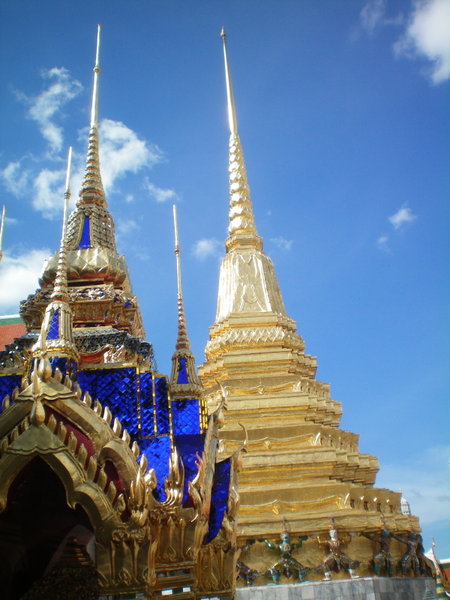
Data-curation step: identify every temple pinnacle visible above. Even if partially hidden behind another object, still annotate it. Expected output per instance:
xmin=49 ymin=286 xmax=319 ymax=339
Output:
xmin=51 ymin=146 xmax=72 ymax=303
xmin=170 ymin=205 xmax=202 ymax=392
xmin=172 ymin=205 xmax=191 ymax=353
xmin=33 ymin=147 xmax=79 ymax=363
xmin=221 ymin=30 xmax=261 ymax=251
xmin=91 ymin=24 xmax=101 ymax=127
xmin=79 ymin=24 xmax=106 ymax=207
xmin=0 ymin=205 xmax=6 ymax=262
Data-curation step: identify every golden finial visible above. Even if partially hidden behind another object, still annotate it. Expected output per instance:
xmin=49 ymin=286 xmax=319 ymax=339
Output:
xmin=172 ymin=205 xmax=190 ymax=352
xmin=33 ymin=147 xmax=79 ymax=362
xmin=0 ymin=205 xmax=6 ymax=262
xmin=90 ymin=24 xmax=101 ymax=128
xmin=51 ymin=147 xmax=72 ymax=302
xmin=169 ymin=206 xmax=203 ymax=397
xmin=79 ymin=24 xmax=106 ymax=207
xmin=221 ymin=27 xmax=238 ymax=136
xmin=220 ymin=29 xmax=261 ymax=251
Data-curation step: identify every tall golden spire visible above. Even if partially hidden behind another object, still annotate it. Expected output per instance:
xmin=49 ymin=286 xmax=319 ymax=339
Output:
xmin=51 ymin=147 xmax=72 ymax=303
xmin=78 ymin=24 xmax=106 ymax=208
xmin=221 ymin=28 xmax=261 ymax=252
xmin=0 ymin=205 xmax=6 ymax=262
xmin=170 ymin=205 xmax=202 ymax=394
xmin=33 ymin=147 xmax=79 ymax=363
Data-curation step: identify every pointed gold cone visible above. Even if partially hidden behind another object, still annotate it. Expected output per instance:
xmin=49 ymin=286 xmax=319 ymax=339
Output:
xmin=170 ymin=205 xmax=202 ymax=391
xmin=79 ymin=24 xmax=106 ymax=208
xmin=221 ymin=29 xmax=261 ymax=252
xmin=51 ymin=147 xmax=72 ymax=303
xmin=33 ymin=147 xmax=79 ymax=363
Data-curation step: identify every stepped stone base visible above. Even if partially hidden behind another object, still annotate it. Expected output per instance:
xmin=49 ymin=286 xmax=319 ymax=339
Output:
xmin=237 ymin=577 xmax=436 ymax=600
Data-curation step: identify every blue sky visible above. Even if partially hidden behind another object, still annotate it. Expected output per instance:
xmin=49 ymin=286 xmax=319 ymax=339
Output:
xmin=0 ymin=1 xmax=449 ymax=557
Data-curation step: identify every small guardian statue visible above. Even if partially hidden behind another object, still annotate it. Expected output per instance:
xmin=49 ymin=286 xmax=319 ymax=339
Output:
xmin=392 ymin=531 xmax=421 ymax=577
xmin=259 ymin=532 xmax=309 ymax=584
xmin=361 ymin=528 xmax=393 ymax=576
xmin=316 ymin=525 xmax=360 ymax=580
xmin=237 ymin=540 xmax=260 ymax=586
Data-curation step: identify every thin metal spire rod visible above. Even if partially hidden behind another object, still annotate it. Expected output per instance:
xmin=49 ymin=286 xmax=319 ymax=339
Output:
xmin=62 ymin=146 xmax=72 ymax=235
xmin=51 ymin=146 xmax=72 ymax=302
xmin=90 ymin=24 xmax=101 ymax=127
xmin=172 ymin=204 xmax=182 ymax=299
xmin=221 ymin=27 xmax=238 ymax=136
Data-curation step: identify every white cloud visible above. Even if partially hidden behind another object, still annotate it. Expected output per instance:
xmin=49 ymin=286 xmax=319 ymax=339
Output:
xmin=99 ymin=119 xmax=164 ymax=190
xmin=117 ymin=219 xmax=139 ymax=236
xmin=192 ymin=238 xmax=222 ymax=260
xmin=270 ymin=236 xmax=293 ymax=251
xmin=1 ymin=161 xmax=30 ymax=197
xmin=0 ymin=249 xmax=50 ymax=312
xmin=144 ymin=179 xmax=179 ymax=203
xmin=395 ymin=0 xmax=450 ymax=83
xmin=361 ymin=0 xmax=387 ymax=34
xmin=376 ymin=445 xmax=450 ymax=526
xmin=389 ymin=205 xmax=417 ymax=229
xmin=3 ymin=66 xmax=172 ymax=220
xmin=376 ymin=234 xmax=390 ymax=251
xmin=20 ymin=67 xmax=82 ymax=153
xmin=33 ymin=167 xmax=66 ymax=218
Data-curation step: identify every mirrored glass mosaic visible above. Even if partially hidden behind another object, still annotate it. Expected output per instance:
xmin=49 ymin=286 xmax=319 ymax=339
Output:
xmin=204 ymin=458 xmax=231 ymax=543
xmin=0 ymin=374 xmax=22 ymax=413
xmin=78 ymin=215 xmax=92 ymax=249
xmin=172 ymin=399 xmax=200 ymax=436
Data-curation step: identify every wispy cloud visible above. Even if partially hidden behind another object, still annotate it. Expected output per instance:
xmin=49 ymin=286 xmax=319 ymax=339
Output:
xmin=18 ymin=67 xmax=83 ymax=154
xmin=376 ymin=234 xmax=390 ymax=251
xmin=144 ymin=179 xmax=179 ymax=203
xmin=33 ymin=167 xmax=66 ymax=217
xmin=0 ymin=249 xmax=50 ymax=311
xmin=117 ymin=218 xmax=139 ymax=236
xmin=361 ymin=0 xmax=387 ymax=34
xmin=192 ymin=238 xmax=222 ymax=260
xmin=270 ymin=236 xmax=293 ymax=251
xmin=0 ymin=67 xmax=172 ymax=219
xmin=1 ymin=160 xmax=31 ymax=197
xmin=395 ymin=0 xmax=450 ymax=83
xmin=99 ymin=119 xmax=164 ymax=190
xmin=1 ymin=65 xmax=174 ymax=220
xmin=376 ymin=445 xmax=450 ymax=526
xmin=376 ymin=205 xmax=417 ymax=250
xmin=360 ymin=0 xmax=403 ymax=35
xmin=389 ymin=204 xmax=417 ymax=229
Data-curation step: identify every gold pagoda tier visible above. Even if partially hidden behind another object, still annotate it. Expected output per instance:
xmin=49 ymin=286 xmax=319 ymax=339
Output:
xmin=198 ymin=30 xmax=421 ymax=583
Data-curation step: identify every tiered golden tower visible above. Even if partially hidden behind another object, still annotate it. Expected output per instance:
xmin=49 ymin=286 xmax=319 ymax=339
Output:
xmin=198 ymin=30 xmax=421 ymax=582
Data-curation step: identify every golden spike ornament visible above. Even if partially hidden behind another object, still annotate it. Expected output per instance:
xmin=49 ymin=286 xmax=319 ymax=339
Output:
xmin=79 ymin=24 xmax=106 ymax=208
xmin=32 ymin=147 xmax=79 ymax=362
xmin=221 ymin=28 xmax=261 ymax=251
xmin=172 ymin=205 xmax=190 ymax=352
xmin=51 ymin=146 xmax=72 ymax=303
xmin=169 ymin=205 xmax=203 ymax=397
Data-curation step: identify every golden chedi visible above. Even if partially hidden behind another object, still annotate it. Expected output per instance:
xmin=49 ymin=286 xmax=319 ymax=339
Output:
xmin=198 ymin=29 xmax=421 ymax=584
